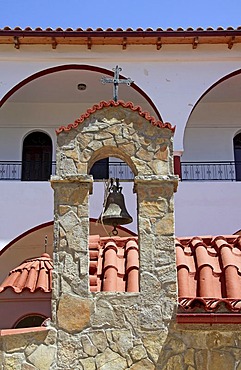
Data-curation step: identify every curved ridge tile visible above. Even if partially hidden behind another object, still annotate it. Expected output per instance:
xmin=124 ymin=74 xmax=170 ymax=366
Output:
xmin=1 ymin=26 xmax=241 ymax=33
xmin=56 ymin=100 xmax=175 ymax=134
xmin=176 ymin=235 xmax=241 ymax=313
xmin=178 ymin=297 xmax=241 ymax=313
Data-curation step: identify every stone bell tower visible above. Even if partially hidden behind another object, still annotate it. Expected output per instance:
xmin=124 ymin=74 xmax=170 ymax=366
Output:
xmin=51 ymin=100 xmax=178 ymax=369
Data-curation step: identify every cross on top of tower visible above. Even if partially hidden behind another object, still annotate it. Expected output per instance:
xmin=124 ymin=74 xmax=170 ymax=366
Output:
xmin=101 ymin=65 xmax=134 ymax=102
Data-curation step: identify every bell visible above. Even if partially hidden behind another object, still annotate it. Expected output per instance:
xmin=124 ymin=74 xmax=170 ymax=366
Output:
xmin=99 ymin=179 xmax=133 ymax=232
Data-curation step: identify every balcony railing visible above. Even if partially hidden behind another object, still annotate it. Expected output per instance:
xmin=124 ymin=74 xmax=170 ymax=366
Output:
xmin=0 ymin=161 xmax=134 ymax=181
xmin=2 ymin=160 xmax=240 ymax=182
xmin=0 ymin=161 xmax=56 ymax=181
xmin=181 ymin=161 xmax=241 ymax=181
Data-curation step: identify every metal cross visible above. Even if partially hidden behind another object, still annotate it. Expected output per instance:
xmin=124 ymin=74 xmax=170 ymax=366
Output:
xmin=101 ymin=66 xmax=133 ymax=102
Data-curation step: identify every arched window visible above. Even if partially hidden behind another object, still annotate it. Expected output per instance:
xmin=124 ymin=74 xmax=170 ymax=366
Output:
xmin=22 ymin=132 xmax=52 ymax=181
xmin=234 ymin=133 xmax=241 ymax=181
xmin=14 ymin=314 xmax=47 ymax=329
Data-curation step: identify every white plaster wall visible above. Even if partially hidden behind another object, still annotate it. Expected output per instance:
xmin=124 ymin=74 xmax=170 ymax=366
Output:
xmin=1 ymin=44 xmax=241 ymax=151
xmin=182 ymin=127 xmax=236 ymax=162
xmin=175 ymin=182 xmax=241 ymax=236
xmin=0 ymin=182 xmax=54 ymax=249
xmin=182 ymin=102 xmax=241 ymax=161
xmin=1 ymin=178 xmax=240 ymax=249
xmin=0 ymin=180 xmax=240 ymax=249
xmin=0 ymin=181 xmax=137 ymax=251
xmin=0 ymin=127 xmax=56 ymax=161
xmin=0 ymin=102 xmax=94 ymax=130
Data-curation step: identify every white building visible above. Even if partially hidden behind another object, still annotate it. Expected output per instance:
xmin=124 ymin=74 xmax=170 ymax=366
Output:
xmin=0 ymin=26 xmax=241 ymax=257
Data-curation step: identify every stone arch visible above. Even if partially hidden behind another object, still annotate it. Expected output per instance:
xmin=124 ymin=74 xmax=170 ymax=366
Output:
xmin=87 ymin=146 xmax=137 ymax=176
xmin=56 ymin=101 xmax=174 ymax=179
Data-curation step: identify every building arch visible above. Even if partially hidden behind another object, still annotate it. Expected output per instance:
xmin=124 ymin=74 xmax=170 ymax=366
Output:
xmin=21 ymin=131 xmax=53 ymax=181
xmin=0 ymin=64 xmax=162 ymax=121
xmin=188 ymin=68 xmax=241 ymax=116
xmin=182 ymin=68 xmax=241 ymax=163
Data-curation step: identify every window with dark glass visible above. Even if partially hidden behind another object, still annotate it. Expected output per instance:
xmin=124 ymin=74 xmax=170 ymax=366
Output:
xmin=22 ymin=132 xmax=52 ymax=181
xmin=234 ymin=133 xmax=241 ymax=181
xmin=14 ymin=314 xmax=47 ymax=328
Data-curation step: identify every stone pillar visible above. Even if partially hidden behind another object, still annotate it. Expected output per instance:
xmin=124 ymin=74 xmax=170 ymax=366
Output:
xmin=51 ymin=175 xmax=93 ymax=328
xmin=135 ymin=175 xmax=178 ymax=327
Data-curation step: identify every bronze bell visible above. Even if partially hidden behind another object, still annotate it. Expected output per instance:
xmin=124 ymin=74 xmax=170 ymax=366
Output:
xmin=99 ymin=179 xmax=133 ymax=234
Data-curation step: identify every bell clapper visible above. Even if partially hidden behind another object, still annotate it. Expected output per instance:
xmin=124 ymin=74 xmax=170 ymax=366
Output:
xmin=112 ymin=224 xmax=118 ymax=236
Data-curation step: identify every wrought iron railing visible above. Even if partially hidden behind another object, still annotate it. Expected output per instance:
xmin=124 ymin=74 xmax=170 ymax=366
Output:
xmin=0 ymin=161 xmax=134 ymax=181
xmin=97 ymin=161 xmax=134 ymax=180
xmin=0 ymin=161 xmax=56 ymax=181
xmin=181 ymin=161 xmax=241 ymax=181
xmin=2 ymin=160 xmax=240 ymax=181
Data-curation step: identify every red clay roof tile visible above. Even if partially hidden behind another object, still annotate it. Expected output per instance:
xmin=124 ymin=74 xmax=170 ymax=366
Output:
xmin=2 ymin=233 xmax=241 ymax=316
xmin=177 ymin=235 xmax=241 ymax=312
xmin=56 ymin=100 xmax=175 ymax=134
xmin=89 ymin=235 xmax=139 ymax=293
xmin=0 ymin=253 xmax=53 ymax=293
xmin=1 ymin=26 xmax=241 ymax=32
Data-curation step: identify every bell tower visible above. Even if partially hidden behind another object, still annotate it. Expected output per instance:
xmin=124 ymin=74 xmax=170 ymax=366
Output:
xmin=51 ymin=100 xmax=178 ymax=369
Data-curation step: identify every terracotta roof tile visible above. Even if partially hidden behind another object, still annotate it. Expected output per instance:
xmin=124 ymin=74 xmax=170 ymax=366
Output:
xmin=1 ymin=26 xmax=241 ymax=32
xmin=0 ymin=327 xmax=48 ymax=336
xmin=56 ymin=100 xmax=175 ymax=134
xmin=1 ymin=27 xmax=241 ymax=50
xmin=0 ymin=253 xmax=53 ymax=293
xmin=2 ymin=232 xmax=241 ymax=316
xmin=176 ymin=235 xmax=241 ymax=313
xmin=89 ymin=235 xmax=139 ymax=293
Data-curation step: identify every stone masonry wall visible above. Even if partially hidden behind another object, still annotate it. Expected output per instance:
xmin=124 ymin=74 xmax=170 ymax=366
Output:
xmin=2 ymin=325 xmax=241 ymax=369
xmin=0 ymin=328 xmax=57 ymax=370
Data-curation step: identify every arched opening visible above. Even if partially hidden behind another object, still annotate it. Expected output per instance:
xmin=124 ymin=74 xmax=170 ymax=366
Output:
xmin=234 ymin=133 xmax=241 ymax=181
xmin=21 ymin=132 xmax=52 ymax=181
xmin=89 ymin=156 xmax=137 ymax=236
xmin=14 ymin=314 xmax=47 ymax=329
xmin=89 ymin=157 xmax=134 ymax=180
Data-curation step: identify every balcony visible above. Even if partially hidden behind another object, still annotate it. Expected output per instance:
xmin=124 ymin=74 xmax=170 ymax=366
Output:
xmin=0 ymin=161 xmax=134 ymax=181
xmin=181 ymin=161 xmax=241 ymax=181
xmin=1 ymin=160 xmax=240 ymax=182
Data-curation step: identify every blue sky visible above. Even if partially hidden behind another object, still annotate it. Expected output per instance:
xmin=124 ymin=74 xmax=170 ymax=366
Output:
xmin=0 ymin=0 xmax=241 ymax=30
